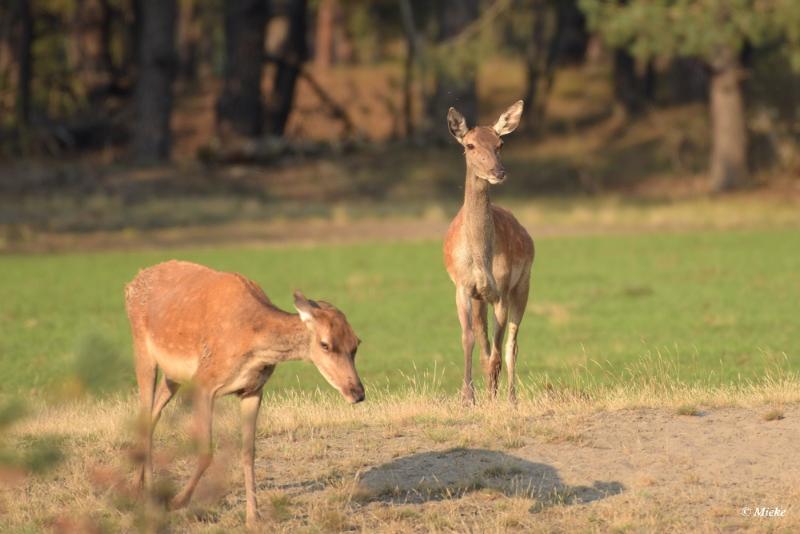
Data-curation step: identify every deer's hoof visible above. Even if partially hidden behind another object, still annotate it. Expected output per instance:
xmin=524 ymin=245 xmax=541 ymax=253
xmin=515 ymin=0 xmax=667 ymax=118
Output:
xmin=133 ymin=470 xmax=152 ymax=498
xmin=461 ymin=387 xmax=476 ymax=406
xmin=245 ymin=512 xmax=261 ymax=530
xmin=169 ymin=493 xmax=190 ymax=511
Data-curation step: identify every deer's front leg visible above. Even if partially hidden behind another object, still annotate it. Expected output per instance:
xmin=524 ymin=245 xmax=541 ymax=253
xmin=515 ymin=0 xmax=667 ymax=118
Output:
xmin=170 ymin=390 xmax=214 ymax=510
xmin=456 ymin=287 xmax=475 ymax=404
xmin=488 ymin=298 xmax=508 ymax=399
xmin=240 ymin=388 xmax=263 ymax=529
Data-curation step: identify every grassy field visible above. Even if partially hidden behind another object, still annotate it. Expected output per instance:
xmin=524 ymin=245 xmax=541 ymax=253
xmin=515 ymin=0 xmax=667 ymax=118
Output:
xmin=2 ymin=223 xmax=800 ymax=532
xmin=1 ymin=227 xmax=798 ymax=399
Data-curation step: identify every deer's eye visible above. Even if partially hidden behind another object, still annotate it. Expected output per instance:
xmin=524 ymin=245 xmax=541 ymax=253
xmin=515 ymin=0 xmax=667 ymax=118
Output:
xmin=320 ymin=341 xmax=330 ymax=352
xmin=466 ymin=143 xmax=475 ymax=150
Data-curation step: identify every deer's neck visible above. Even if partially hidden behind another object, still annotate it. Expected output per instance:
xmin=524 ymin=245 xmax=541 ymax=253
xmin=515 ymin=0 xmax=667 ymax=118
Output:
xmin=462 ymin=166 xmax=494 ymax=264
xmin=254 ymin=312 xmax=311 ymax=363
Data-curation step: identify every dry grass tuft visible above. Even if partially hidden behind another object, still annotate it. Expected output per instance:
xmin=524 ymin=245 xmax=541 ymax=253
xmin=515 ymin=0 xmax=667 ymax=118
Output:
xmin=676 ymin=404 xmax=702 ymax=416
xmin=763 ymin=408 xmax=785 ymax=421
xmin=266 ymin=492 xmax=293 ymax=522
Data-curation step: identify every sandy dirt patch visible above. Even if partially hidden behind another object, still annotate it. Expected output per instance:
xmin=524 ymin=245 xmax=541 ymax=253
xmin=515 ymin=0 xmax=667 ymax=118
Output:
xmin=249 ymin=405 xmax=799 ymax=532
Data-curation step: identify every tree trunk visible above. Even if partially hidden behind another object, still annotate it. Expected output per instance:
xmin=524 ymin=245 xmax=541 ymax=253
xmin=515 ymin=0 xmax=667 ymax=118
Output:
xmin=667 ymin=57 xmax=708 ymax=104
xmin=216 ymin=0 xmax=268 ymax=138
xmin=16 ymin=0 xmax=32 ymax=126
xmin=74 ymin=0 xmax=116 ymax=92
xmin=613 ymin=49 xmax=655 ymax=117
xmin=266 ymin=0 xmax=307 ymax=136
xmin=314 ymin=0 xmax=336 ymax=68
xmin=177 ymin=0 xmax=199 ymax=83
xmin=16 ymin=0 xmax=33 ymax=126
xmin=709 ymin=49 xmax=747 ymax=192
xmin=120 ymin=0 xmax=141 ymax=79
xmin=133 ymin=0 xmax=177 ymax=162
xmin=530 ymin=0 xmax=578 ymax=130
xmin=402 ymin=35 xmax=414 ymax=137
xmin=398 ymin=0 xmax=422 ymax=137
xmin=612 ymin=49 xmax=639 ymax=116
xmin=429 ymin=0 xmax=479 ymax=138
xmin=550 ymin=0 xmax=588 ymax=65
xmin=522 ymin=0 xmax=551 ymax=133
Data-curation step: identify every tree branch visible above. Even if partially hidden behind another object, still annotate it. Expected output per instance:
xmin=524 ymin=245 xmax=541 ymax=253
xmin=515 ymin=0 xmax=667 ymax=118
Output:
xmin=263 ymin=53 xmax=360 ymax=138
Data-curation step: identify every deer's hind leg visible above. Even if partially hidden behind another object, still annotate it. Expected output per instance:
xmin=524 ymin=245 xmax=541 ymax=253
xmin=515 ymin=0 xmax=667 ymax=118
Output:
xmin=505 ymin=271 xmax=531 ymax=403
xmin=132 ymin=336 xmax=158 ymax=490
xmin=151 ymin=375 xmax=180 ymax=427
xmin=170 ymin=387 xmax=215 ymax=510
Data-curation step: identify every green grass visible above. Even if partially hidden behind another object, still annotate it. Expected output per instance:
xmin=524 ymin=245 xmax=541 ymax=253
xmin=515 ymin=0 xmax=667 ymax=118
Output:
xmin=0 ymin=228 xmax=798 ymax=397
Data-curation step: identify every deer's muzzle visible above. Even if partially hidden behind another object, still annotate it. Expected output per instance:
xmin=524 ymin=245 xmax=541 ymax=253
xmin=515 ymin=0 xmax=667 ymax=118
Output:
xmin=347 ymin=383 xmax=365 ymax=404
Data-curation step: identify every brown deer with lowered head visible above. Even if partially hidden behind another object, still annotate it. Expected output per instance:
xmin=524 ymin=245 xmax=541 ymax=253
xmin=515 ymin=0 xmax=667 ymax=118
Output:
xmin=125 ymin=260 xmax=364 ymax=528
xmin=443 ymin=101 xmax=535 ymax=404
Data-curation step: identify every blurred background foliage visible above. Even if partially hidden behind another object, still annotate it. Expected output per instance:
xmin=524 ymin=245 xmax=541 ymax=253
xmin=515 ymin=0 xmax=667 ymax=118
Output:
xmin=0 ymin=0 xmax=798 ymax=240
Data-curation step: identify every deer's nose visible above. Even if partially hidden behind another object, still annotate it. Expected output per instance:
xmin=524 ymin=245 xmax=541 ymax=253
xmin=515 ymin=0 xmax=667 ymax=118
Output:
xmin=349 ymin=384 xmax=365 ymax=403
xmin=494 ymin=169 xmax=506 ymax=182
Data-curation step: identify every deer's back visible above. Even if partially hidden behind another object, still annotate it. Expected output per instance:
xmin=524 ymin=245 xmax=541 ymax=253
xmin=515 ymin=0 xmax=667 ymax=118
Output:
xmin=125 ymin=261 xmax=275 ymax=379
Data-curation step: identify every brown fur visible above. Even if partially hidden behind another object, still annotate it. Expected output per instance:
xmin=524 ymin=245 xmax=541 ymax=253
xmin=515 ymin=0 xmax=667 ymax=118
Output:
xmin=443 ymin=101 xmax=535 ymax=403
xmin=125 ymin=260 xmax=363 ymax=527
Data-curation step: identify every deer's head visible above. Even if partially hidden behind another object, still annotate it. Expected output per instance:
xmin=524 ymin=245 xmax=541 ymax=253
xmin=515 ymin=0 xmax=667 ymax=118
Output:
xmin=294 ymin=291 xmax=365 ymax=404
xmin=447 ymin=100 xmax=524 ymax=185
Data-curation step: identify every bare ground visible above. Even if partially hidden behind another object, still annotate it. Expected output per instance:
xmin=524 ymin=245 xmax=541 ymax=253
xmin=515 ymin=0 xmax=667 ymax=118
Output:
xmin=1 ymin=389 xmax=798 ymax=532
xmin=277 ymin=406 xmax=800 ymax=532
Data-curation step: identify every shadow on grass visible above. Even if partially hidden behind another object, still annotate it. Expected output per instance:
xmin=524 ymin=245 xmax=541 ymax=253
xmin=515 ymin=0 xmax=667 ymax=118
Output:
xmin=355 ymin=448 xmax=623 ymax=512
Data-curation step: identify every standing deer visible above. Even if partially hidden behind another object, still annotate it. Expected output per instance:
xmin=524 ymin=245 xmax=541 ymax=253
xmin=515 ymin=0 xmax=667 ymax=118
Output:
xmin=443 ymin=101 xmax=535 ymax=403
xmin=124 ymin=260 xmax=364 ymax=528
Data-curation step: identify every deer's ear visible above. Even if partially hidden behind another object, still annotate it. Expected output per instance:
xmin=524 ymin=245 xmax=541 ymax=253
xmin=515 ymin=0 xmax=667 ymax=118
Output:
xmin=493 ymin=100 xmax=524 ymax=136
xmin=293 ymin=291 xmax=315 ymax=324
xmin=447 ymin=107 xmax=469 ymax=144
